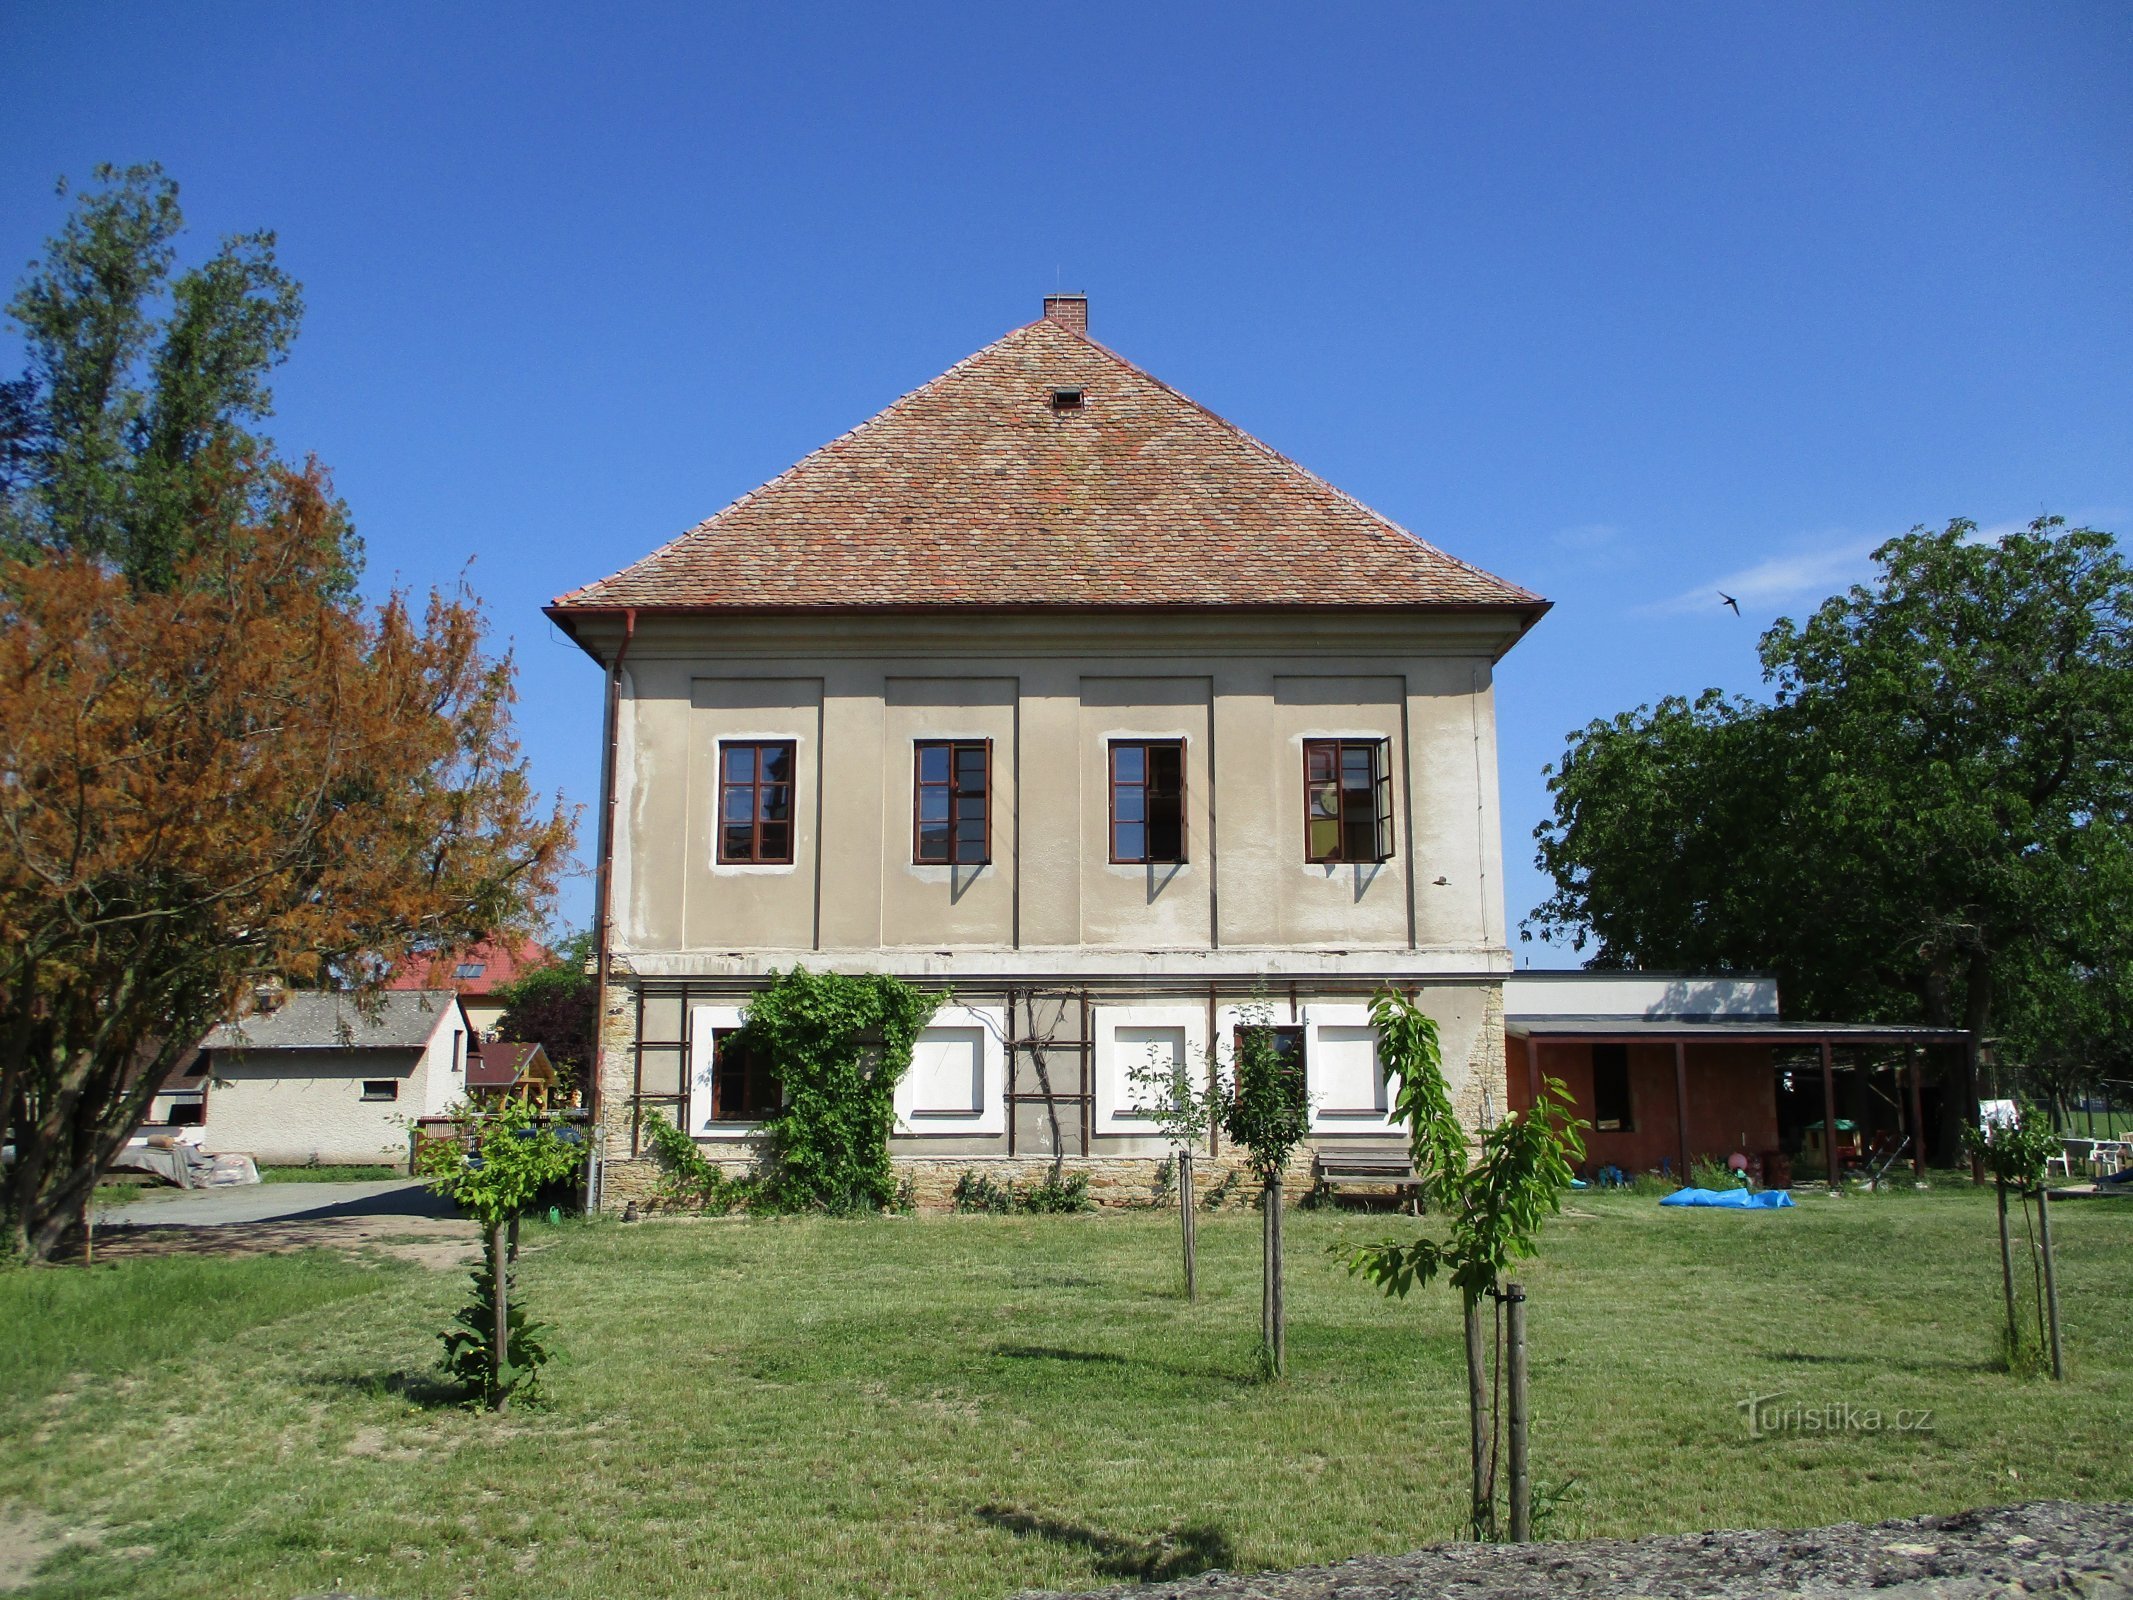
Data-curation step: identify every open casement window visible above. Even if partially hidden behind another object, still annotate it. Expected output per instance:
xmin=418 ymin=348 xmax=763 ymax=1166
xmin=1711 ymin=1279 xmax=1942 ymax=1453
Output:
xmin=1303 ymin=738 xmax=1394 ymax=864
xmin=709 ymin=1028 xmax=779 ymax=1123
xmin=914 ymin=739 xmax=991 ymax=865
xmin=1591 ymin=1043 xmax=1634 ymax=1132
xmin=718 ymin=741 xmax=796 ymax=864
xmin=1109 ymin=740 xmax=1185 ymax=863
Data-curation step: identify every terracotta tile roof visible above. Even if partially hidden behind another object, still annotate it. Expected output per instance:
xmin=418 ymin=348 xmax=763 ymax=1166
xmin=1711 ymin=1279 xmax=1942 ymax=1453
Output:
xmin=550 ymin=315 xmax=1542 ymax=614
xmin=386 ymin=938 xmax=547 ymax=997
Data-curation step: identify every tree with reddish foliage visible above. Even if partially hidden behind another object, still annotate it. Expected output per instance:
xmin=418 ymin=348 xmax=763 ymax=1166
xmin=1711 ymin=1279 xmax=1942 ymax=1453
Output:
xmin=0 ymin=461 xmax=575 ymax=1259
xmin=0 ymin=167 xmax=574 ymax=1260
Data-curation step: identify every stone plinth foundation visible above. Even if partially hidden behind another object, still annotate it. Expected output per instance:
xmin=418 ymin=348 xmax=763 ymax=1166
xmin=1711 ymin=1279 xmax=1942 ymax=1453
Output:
xmin=596 ymin=1151 xmax=1356 ymax=1215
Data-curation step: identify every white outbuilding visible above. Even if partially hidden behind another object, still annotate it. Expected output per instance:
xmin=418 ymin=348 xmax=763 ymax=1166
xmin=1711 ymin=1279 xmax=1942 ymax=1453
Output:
xmin=191 ymin=990 xmax=472 ymax=1167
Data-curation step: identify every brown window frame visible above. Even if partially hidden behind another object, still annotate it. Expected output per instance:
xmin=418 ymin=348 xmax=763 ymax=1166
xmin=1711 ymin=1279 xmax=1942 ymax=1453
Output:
xmin=913 ymin=739 xmax=992 ymax=865
xmin=1108 ymin=739 xmax=1187 ymax=864
xmin=1303 ymin=737 xmax=1395 ymax=864
xmin=717 ymin=739 xmax=797 ymax=865
xmin=709 ymin=1027 xmax=780 ymax=1124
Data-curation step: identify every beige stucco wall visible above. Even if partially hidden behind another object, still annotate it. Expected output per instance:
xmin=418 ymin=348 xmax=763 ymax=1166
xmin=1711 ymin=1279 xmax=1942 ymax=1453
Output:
xmin=601 ymin=612 xmax=1519 ymax=968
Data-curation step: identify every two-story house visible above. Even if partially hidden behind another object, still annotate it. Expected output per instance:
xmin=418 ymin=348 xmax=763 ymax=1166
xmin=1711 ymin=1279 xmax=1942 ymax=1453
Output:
xmin=548 ymin=296 xmax=1548 ymax=1207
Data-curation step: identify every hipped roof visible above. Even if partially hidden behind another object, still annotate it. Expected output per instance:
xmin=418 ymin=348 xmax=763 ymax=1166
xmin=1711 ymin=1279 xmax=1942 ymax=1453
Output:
xmin=550 ymin=315 xmax=1544 ymax=617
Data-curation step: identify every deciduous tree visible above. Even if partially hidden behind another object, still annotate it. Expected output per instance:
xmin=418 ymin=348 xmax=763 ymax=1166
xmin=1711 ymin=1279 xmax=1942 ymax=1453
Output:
xmin=0 ymin=459 xmax=575 ymax=1260
xmin=1530 ymin=519 xmax=2133 ymax=1121
xmin=2 ymin=163 xmax=321 ymax=589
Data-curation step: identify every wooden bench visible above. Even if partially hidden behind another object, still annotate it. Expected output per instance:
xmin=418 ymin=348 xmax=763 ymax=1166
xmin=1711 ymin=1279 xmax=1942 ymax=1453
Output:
xmin=1314 ymin=1148 xmax=1423 ymax=1211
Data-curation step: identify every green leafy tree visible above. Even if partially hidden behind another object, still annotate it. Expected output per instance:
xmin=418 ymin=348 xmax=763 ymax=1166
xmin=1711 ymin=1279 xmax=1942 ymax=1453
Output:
xmin=1530 ymin=518 xmax=2133 ymax=1146
xmin=1345 ymin=988 xmax=1585 ymax=1540
xmin=736 ymin=967 xmax=938 ymax=1213
xmin=494 ymin=931 xmax=595 ymax=1091
xmin=419 ymin=1099 xmax=583 ymax=1408
xmin=1217 ymin=1000 xmax=1309 ymax=1376
xmin=1126 ymin=1040 xmax=1222 ymax=1300
xmin=2 ymin=163 xmax=338 ymax=589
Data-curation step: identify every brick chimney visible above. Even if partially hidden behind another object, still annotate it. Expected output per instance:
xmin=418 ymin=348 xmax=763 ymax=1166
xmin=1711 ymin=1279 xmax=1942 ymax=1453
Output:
xmin=1042 ymin=294 xmax=1088 ymax=335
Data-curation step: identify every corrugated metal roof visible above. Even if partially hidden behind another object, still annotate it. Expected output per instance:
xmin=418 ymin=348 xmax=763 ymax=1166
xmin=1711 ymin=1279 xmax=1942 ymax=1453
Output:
xmin=1506 ymin=1015 xmax=1968 ymax=1043
xmin=199 ymin=991 xmax=459 ymax=1052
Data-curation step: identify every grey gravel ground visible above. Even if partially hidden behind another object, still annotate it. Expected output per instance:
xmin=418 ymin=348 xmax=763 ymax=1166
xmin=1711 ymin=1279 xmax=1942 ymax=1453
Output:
xmin=1020 ymin=1501 xmax=2133 ymax=1600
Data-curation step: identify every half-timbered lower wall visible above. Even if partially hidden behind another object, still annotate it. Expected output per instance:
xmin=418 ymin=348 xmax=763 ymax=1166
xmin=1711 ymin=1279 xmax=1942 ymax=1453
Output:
xmin=590 ymin=972 xmax=1506 ymax=1212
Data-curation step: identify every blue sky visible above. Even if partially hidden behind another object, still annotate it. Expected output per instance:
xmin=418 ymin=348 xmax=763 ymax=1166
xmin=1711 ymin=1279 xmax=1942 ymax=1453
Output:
xmin=4 ymin=3 xmax=2127 ymax=958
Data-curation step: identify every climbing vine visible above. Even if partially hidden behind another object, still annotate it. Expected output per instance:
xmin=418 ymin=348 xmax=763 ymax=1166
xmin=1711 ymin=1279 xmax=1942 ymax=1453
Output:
xmin=738 ymin=967 xmax=939 ymax=1214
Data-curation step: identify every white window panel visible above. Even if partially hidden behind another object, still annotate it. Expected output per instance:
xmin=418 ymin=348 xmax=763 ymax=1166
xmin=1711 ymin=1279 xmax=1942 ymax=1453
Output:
xmin=1094 ymin=1005 xmax=1209 ymax=1136
xmin=893 ymin=1004 xmax=1005 ymax=1136
xmin=909 ymin=1028 xmax=983 ymax=1114
xmin=1313 ymin=1025 xmax=1384 ymax=1115
xmin=1302 ymin=1002 xmax=1404 ymax=1134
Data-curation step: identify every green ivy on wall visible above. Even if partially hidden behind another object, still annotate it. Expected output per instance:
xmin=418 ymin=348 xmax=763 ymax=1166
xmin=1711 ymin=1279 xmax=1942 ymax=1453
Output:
xmin=739 ymin=967 xmax=939 ymax=1214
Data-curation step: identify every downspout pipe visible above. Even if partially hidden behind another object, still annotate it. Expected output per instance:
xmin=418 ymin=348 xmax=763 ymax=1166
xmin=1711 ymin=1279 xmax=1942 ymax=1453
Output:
xmin=587 ymin=608 xmax=637 ymax=1209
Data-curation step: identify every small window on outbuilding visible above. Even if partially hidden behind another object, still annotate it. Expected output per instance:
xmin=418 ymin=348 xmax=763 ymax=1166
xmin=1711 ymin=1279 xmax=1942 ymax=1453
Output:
xmin=1049 ymin=387 xmax=1084 ymax=411
xmin=1591 ymin=1044 xmax=1633 ymax=1132
xmin=361 ymin=1080 xmax=400 ymax=1103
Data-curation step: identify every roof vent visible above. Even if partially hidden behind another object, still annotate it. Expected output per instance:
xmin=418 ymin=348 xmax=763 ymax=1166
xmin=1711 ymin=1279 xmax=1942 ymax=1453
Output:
xmin=1049 ymin=387 xmax=1084 ymax=411
xmin=1042 ymin=294 xmax=1088 ymax=335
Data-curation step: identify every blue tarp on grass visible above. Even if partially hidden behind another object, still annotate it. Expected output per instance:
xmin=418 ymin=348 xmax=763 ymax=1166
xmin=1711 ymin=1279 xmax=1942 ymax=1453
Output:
xmin=1659 ymin=1187 xmax=1796 ymax=1209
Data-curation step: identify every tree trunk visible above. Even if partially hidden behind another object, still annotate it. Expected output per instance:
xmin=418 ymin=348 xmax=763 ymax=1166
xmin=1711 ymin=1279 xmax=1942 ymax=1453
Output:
xmin=1179 ymin=1149 xmax=1197 ymax=1303
xmin=1505 ymin=1282 xmax=1530 ymax=1542
xmin=1464 ymin=1291 xmax=1490 ymax=1540
xmin=1261 ymin=1174 xmax=1284 ymax=1377
xmin=1995 ymin=1174 xmax=2019 ymax=1359
xmin=2037 ymin=1186 xmax=2064 ymax=1381
xmin=490 ymin=1217 xmax=511 ymax=1412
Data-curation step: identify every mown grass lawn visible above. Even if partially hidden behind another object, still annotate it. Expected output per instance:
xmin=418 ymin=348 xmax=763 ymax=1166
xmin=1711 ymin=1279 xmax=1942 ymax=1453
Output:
xmin=3 ymin=1186 xmax=2129 ymax=1599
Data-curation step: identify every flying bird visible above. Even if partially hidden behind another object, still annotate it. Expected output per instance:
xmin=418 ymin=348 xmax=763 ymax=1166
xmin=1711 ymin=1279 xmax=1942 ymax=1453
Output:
xmin=1719 ymin=592 xmax=1741 ymax=615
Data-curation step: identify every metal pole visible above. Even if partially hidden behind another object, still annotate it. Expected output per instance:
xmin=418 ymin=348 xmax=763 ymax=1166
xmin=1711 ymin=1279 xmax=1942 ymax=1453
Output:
xmin=1674 ymin=1039 xmax=1692 ymax=1182
xmin=1820 ymin=1041 xmax=1840 ymax=1188
xmin=1506 ymin=1282 xmax=1530 ymax=1542
xmin=2037 ymin=1185 xmax=2065 ymax=1381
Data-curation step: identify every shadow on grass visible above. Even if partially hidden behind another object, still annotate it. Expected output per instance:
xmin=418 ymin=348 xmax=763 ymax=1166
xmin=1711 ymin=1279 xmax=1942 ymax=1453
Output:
xmin=308 ymin=1369 xmax=467 ymax=1408
xmin=991 ymin=1343 xmax=1263 ymax=1388
xmin=1762 ymin=1349 xmax=1998 ymax=1375
xmin=977 ymin=1505 xmax=1234 ymax=1582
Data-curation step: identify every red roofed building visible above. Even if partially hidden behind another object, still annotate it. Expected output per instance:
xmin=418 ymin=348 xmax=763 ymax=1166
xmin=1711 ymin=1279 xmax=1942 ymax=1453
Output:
xmin=387 ymin=938 xmax=548 ymax=1042
xmin=550 ymin=296 xmax=1548 ymax=1210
